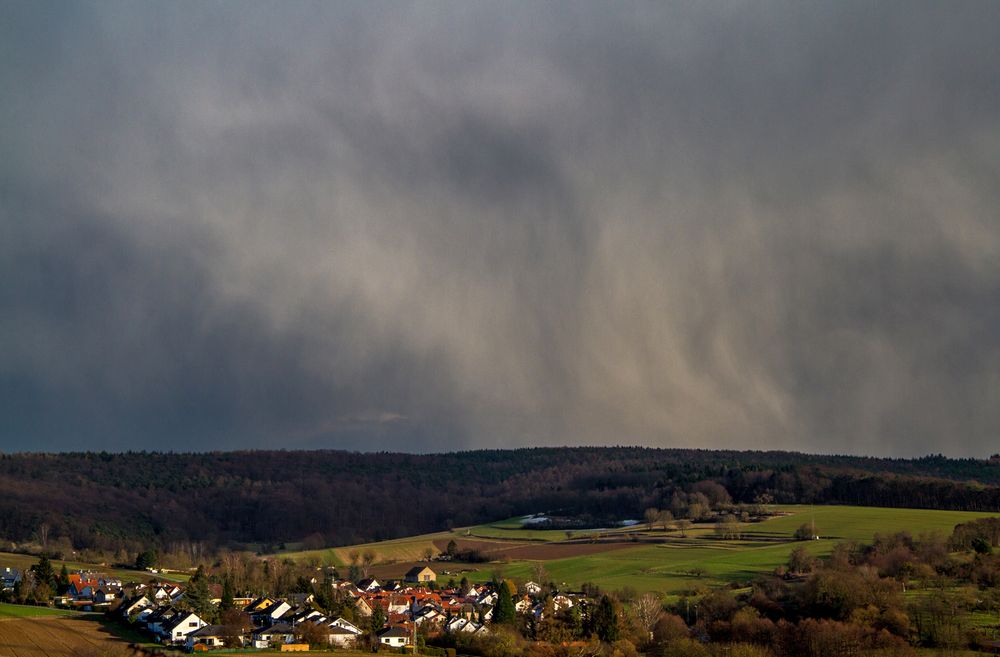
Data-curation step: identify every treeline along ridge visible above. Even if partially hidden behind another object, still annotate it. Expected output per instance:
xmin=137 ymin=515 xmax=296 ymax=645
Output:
xmin=1 ymin=447 xmax=998 ymax=556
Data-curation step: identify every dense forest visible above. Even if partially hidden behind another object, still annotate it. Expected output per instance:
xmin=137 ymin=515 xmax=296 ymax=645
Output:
xmin=1 ymin=447 xmax=998 ymax=559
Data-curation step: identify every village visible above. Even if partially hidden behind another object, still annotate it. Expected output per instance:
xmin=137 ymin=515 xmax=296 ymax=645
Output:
xmin=1 ymin=561 xmax=588 ymax=652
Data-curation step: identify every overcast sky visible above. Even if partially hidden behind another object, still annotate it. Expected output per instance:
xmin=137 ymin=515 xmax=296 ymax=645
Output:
xmin=2 ymin=1 xmax=999 ymax=456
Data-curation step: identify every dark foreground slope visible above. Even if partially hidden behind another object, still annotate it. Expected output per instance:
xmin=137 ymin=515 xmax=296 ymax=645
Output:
xmin=1 ymin=447 xmax=998 ymax=555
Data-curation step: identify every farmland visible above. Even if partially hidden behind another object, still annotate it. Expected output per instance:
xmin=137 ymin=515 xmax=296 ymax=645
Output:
xmin=0 ymin=603 xmax=75 ymax=619
xmin=0 ymin=614 xmax=140 ymax=657
xmin=290 ymin=505 xmax=1000 ymax=594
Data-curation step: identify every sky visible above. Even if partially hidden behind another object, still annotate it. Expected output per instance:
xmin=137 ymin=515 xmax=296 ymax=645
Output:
xmin=2 ymin=1 xmax=999 ymax=457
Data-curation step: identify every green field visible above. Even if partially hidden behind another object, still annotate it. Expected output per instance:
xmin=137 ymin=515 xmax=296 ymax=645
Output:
xmin=454 ymin=539 xmax=815 ymax=593
xmin=0 ymin=602 xmax=76 ymax=619
xmin=315 ymin=505 xmax=998 ymax=594
xmin=748 ymin=505 xmax=994 ymax=542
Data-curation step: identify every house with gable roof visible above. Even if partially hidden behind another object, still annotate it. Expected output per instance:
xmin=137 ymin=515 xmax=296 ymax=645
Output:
xmin=1 ymin=567 xmax=22 ymax=591
xmin=404 ymin=566 xmax=436 ymax=583
xmin=377 ymin=625 xmax=412 ymax=648
xmin=161 ymin=610 xmax=207 ymax=644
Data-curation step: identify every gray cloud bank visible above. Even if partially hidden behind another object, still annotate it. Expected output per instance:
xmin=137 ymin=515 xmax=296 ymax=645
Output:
xmin=2 ymin=1 xmax=999 ymax=456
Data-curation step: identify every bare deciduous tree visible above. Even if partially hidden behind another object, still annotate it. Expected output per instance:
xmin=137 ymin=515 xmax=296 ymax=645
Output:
xmin=644 ymin=508 xmax=659 ymax=531
xmin=531 ymin=561 xmax=549 ymax=586
xmin=657 ymin=510 xmax=674 ymax=532
xmin=632 ymin=592 xmax=663 ymax=639
xmin=361 ymin=549 xmax=376 ymax=577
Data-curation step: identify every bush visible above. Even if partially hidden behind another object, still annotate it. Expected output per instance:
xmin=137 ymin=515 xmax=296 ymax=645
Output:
xmin=656 ymin=638 xmax=710 ymax=657
xmin=793 ymin=524 xmax=815 ymax=541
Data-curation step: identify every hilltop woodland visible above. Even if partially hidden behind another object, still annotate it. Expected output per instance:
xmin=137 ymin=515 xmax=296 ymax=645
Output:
xmin=1 ymin=448 xmax=999 ymax=562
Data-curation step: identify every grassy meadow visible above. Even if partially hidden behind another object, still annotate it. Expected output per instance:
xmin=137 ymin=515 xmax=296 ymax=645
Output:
xmin=281 ymin=505 xmax=999 ymax=595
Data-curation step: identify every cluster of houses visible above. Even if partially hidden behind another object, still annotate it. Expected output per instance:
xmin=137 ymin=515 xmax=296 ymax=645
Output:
xmin=0 ymin=565 xmax=129 ymax=610
xmin=112 ymin=565 xmax=503 ymax=650
xmin=56 ymin=571 xmax=128 ymax=608
xmin=3 ymin=561 xmax=587 ymax=652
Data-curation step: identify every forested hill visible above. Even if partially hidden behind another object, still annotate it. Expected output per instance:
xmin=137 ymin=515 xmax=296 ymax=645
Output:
xmin=1 ymin=447 xmax=998 ymax=557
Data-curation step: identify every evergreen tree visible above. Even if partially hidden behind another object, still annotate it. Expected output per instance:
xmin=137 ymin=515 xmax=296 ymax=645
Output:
xmin=31 ymin=555 xmax=56 ymax=591
xmin=219 ymin=575 xmax=235 ymax=612
xmin=135 ymin=549 xmax=158 ymax=570
xmin=370 ymin=605 xmax=387 ymax=636
xmin=184 ymin=566 xmax=214 ymax=620
xmin=592 ymin=595 xmax=621 ymax=642
xmin=568 ymin=605 xmax=584 ymax=639
xmin=293 ymin=575 xmax=312 ymax=593
xmin=491 ymin=578 xmax=516 ymax=625
xmin=58 ymin=564 xmax=70 ymax=593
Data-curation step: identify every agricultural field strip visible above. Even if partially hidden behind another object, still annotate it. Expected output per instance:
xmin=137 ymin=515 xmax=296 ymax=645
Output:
xmin=0 ymin=618 xmax=69 ymax=657
xmin=0 ymin=616 xmax=132 ymax=657
xmin=0 ymin=604 xmax=79 ymax=620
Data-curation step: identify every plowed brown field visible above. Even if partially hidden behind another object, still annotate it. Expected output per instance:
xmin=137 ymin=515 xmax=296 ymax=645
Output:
xmin=0 ymin=616 xmax=140 ymax=657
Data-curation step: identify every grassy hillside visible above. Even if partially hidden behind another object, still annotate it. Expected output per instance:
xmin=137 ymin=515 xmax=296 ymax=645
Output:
xmin=750 ymin=504 xmax=994 ymax=541
xmin=0 ymin=551 xmax=188 ymax=584
xmin=301 ymin=505 xmax=999 ymax=594
xmin=277 ymin=530 xmax=455 ymax=566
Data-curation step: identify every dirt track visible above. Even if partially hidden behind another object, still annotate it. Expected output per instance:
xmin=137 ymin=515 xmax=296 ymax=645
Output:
xmin=0 ymin=616 xmax=141 ymax=657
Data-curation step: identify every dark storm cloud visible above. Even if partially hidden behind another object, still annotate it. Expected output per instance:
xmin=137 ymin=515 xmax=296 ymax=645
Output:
xmin=2 ymin=1 xmax=999 ymax=456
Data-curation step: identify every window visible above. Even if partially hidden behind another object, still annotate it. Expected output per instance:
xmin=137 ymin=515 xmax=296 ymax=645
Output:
xmin=189 ymin=621 xmax=198 ymax=627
